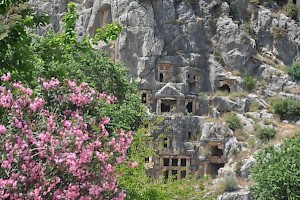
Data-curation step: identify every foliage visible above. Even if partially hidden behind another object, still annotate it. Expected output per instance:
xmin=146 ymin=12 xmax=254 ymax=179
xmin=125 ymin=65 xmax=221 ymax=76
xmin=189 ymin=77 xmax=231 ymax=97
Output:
xmin=249 ymin=0 xmax=259 ymax=5
xmin=219 ymin=176 xmax=238 ymax=192
xmin=230 ymin=147 xmax=240 ymax=157
xmin=31 ymin=3 xmax=144 ymax=131
xmin=93 ymin=22 xmax=122 ymax=44
xmin=251 ymin=135 xmax=300 ymax=199
xmin=235 ymin=161 xmax=242 ymax=176
xmin=0 ymin=75 xmax=136 ymax=199
xmin=287 ymin=62 xmax=300 ymax=80
xmin=273 ymin=98 xmax=300 ymax=120
xmin=256 ymin=127 xmax=276 ymax=142
xmin=243 ymin=75 xmax=256 ymax=91
xmin=213 ymin=49 xmax=225 ymax=66
xmin=0 ymin=0 xmax=48 ymax=81
xmin=225 ymin=113 xmax=241 ymax=131
xmin=271 ymin=26 xmax=286 ymax=39
xmin=284 ymin=3 xmax=299 ymax=20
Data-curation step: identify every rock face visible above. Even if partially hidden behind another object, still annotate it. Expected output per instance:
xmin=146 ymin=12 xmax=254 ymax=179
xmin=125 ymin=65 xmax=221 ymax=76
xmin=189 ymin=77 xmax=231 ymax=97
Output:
xmin=31 ymin=0 xmax=300 ymax=193
xmin=217 ymin=189 xmax=252 ymax=200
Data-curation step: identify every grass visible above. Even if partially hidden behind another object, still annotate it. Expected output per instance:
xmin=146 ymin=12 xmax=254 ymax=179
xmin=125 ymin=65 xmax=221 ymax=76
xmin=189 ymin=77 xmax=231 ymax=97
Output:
xmin=250 ymin=101 xmax=262 ymax=112
xmin=219 ymin=176 xmax=238 ymax=192
xmin=228 ymin=91 xmax=248 ymax=100
xmin=224 ymin=112 xmax=241 ymax=131
xmin=214 ymin=90 xmax=229 ymax=96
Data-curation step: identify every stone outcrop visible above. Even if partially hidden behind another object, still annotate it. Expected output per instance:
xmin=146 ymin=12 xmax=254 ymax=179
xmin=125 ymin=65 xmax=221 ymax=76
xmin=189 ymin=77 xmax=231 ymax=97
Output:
xmin=217 ymin=189 xmax=252 ymax=200
xmin=30 ymin=0 xmax=300 ymax=196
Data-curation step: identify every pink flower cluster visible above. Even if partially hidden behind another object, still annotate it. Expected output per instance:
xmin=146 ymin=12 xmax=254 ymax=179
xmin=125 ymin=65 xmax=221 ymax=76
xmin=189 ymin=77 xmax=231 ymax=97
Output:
xmin=0 ymin=74 xmax=135 ymax=199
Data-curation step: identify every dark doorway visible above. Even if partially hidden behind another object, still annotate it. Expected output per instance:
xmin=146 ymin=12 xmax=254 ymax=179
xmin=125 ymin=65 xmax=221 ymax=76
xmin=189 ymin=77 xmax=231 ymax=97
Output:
xmin=163 ymin=137 xmax=168 ymax=148
xmin=161 ymin=100 xmax=176 ymax=113
xmin=159 ymin=73 xmax=164 ymax=82
xmin=218 ymin=84 xmax=230 ymax=93
xmin=186 ymin=102 xmax=193 ymax=113
xmin=172 ymin=170 xmax=178 ymax=180
xmin=181 ymin=170 xmax=187 ymax=178
xmin=211 ymin=145 xmax=223 ymax=156
xmin=161 ymin=103 xmax=170 ymax=112
xmin=142 ymin=93 xmax=147 ymax=103
xmin=164 ymin=158 xmax=169 ymax=166
xmin=188 ymin=132 xmax=192 ymax=140
xmin=209 ymin=163 xmax=225 ymax=177
xmin=172 ymin=158 xmax=178 ymax=167
xmin=164 ymin=170 xmax=169 ymax=180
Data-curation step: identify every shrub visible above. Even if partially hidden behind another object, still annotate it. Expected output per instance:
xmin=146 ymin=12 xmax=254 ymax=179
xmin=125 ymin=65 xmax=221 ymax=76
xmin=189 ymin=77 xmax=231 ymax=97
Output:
xmin=287 ymin=62 xmax=300 ymax=80
xmin=249 ymin=0 xmax=259 ymax=4
xmin=225 ymin=113 xmax=241 ymax=131
xmin=256 ymin=127 xmax=276 ymax=141
xmin=271 ymin=26 xmax=286 ymax=39
xmin=230 ymin=147 xmax=240 ymax=157
xmin=251 ymin=135 xmax=300 ymax=199
xmin=273 ymin=98 xmax=300 ymax=119
xmin=219 ymin=176 xmax=238 ymax=192
xmin=243 ymin=75 xmax=256 ymax=91
xmin=214 ymin=49 xmax=225 ymax=66
xmin=235 ymin=161 xmax=243 ymax=176
xmin=0 ymin=75 xmax=135 ymax=199
xmin=284 ymin=3 xmax=299 ymax=20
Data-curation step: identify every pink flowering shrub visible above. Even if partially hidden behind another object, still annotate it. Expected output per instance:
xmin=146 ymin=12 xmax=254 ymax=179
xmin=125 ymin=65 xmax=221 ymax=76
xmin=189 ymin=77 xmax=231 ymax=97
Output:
xmin=0 ymin=74 xmax=135 ymax=199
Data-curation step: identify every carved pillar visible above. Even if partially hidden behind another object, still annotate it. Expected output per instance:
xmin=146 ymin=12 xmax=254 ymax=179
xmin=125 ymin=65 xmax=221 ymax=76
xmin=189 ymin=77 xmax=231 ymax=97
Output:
xmin=156 ymin=98 xmax=161 ymax=113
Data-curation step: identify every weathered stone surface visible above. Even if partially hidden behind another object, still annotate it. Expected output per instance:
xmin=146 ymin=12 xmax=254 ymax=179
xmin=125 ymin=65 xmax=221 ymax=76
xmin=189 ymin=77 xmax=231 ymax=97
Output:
xmin=30 ymin=0 xmax=300 ymax=187
xmin=218 ymin=189 xmax=252 ymax=200
xmin=241 ymin=156 xmax=256 ymax=181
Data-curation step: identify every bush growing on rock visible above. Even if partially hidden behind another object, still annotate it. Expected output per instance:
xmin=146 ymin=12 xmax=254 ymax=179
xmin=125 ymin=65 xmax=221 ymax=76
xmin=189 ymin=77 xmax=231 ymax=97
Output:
xmin=287 ymin=62 xmax=300 ymax=80
xmin=256 ymin=127 xmax=276 ymax=142
xmin=243 ymin=75 xmax=256 ymax=91
xmin=273 ymin=98 xmax=300 ymax=119
xmin=284 ymin=3 xmax=299 ymax=20
xmin=0 ymin=75 xmax=135 ymax=199
xmin=219 ymin=176 xmax=238 ymax=192
xmin=225 ymin=113 xmax=241 ymax=131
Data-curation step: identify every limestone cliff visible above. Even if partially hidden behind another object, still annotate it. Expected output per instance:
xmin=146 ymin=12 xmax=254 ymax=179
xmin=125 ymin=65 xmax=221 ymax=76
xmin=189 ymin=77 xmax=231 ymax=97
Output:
xmin=30 ymin=0 xmax=300 ymax=198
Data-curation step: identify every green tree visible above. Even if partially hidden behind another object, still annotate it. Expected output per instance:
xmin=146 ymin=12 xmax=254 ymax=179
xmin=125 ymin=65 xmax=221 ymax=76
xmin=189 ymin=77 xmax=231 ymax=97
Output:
xmin=273 ymin=98 xmax=300 ymax=120
xmin=251 ymin=135 xmax=300 ymax=199
xmin=287 ymin=62 xmax=300 ymax=80
xmin=0 ymin=0 xmax=47 ymax=81
xmin=31 ymin=2 xmax=143 ymax=130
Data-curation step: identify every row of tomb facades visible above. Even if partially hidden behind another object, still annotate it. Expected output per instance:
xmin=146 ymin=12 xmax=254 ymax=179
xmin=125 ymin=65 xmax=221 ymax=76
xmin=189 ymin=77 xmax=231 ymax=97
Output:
xmin=139 ymin=61 xmax=234 ymax=180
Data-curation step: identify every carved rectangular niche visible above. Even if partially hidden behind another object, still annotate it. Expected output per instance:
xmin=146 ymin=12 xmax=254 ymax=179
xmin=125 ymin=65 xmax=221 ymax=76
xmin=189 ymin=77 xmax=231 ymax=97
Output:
xmin=160 ymin=156 xmax=191 ymax=180
xmin=157 ymin=62 xmax=173 ymax=82
xmin=185 ymin=99 xmax=196 ymax=115
xmin=157 ymin=98 xmax=177 ymax=113
xmin=140 ymin=90 xmax=152 ymax=107
xmin=186 ymin=70 xmax=200 ymax=93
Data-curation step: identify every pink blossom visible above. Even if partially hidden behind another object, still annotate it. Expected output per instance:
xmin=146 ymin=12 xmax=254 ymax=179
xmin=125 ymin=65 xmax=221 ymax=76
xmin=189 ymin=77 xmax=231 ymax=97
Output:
xmin=1 ymin=73 xmax=11 ymax=82
xmin=29 ymin=97 xmax=45 ymax=112
xmin=88 ymin=185 xmax=103 ymax=196
xmin=130 ymin=162 xmax=138 ymax=168
xmin=67 ymin=80 xmax=77 ymax=88
xmin=0 ymin=125 xmax=6 ymax=135
xmin=65 ymin=185 xmax=80 ymax=199
xmin=0 ymin=89 xmax=12 ymax=107
xmin=0 ymin=77 xmax=134 ymax=199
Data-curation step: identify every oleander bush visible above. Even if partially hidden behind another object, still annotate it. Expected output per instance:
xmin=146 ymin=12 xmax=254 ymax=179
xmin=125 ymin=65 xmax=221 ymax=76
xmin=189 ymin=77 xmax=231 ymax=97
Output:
xmin=0 ymin=75 xmax=136 ymax=199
